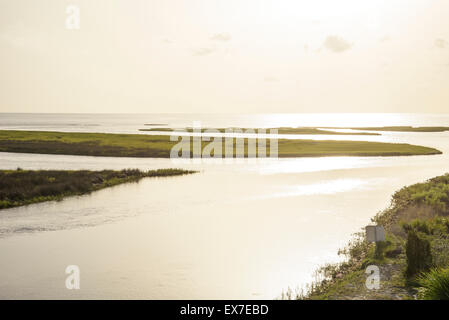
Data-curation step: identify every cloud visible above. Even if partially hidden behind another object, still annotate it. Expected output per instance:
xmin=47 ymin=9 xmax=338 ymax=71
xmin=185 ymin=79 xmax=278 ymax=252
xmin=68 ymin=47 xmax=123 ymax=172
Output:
xmin=210 ymin=33 xmax=231 ymax=42
xmin=323 ymin=35 xmax=352 ymax=53
xmin=0 ymin=22 xmax=44 ymax=52
xmin=161 ymin=38 xmax=173 ymax=44
xmin=379 ymin=35 xmax=391 ymax=43
xmin=264 ymin=76 xmax=278 ymax=83
xmin=435 ymin=38 xmax=447 ymax=49
xmin=192 ymin=47 xmax=215 ymax=56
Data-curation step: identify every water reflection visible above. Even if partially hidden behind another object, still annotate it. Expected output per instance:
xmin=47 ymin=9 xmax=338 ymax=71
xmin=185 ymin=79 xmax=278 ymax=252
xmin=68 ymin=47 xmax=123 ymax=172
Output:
xmin=258 ymin=179 xmax=369 ymax=199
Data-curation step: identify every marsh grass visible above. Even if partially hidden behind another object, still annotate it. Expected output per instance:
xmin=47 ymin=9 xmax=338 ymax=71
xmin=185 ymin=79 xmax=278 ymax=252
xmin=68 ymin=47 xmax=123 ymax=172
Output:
xmin=0 ymin=168 xmax=195 ymax=209
xmin=0 ymin=130 xmax=441 ymax=158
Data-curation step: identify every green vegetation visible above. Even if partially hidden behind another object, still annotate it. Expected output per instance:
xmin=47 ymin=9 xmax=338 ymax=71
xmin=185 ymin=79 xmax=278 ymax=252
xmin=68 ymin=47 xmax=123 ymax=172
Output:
xmin=0 ymin=130 xmax=441 ymax=158
xmin=417 ymin=268 xmax=449 ymax=300
xmin=140 ymin=128 xmax=174 ymax=132
xmin=139 ymin=127 xmax=380 ymax=135
xmin=0 ymin=168 xmax=195 ymax=209
xmin=285 ymin=173 xmax=449 ymax=300
xmin=326 ymin=126 xmax=449 ymax=132
xmin=273 ymin=139 xmax=440 ymax=158
xmin=404 ymin=228 xmax=432 ymax=277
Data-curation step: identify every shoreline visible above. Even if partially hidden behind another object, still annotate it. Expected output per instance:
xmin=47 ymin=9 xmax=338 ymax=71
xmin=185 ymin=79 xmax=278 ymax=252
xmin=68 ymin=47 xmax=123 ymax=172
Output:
xmin=289 ymin=173 xmax=449 ymax=300
xmin=0 ymin=168 xmax=196 ymax=210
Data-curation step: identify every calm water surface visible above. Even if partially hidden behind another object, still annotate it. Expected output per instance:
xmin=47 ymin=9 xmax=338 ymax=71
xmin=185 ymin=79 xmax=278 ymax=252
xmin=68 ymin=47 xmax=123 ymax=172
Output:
xmin=0 ymin=113 xmax=448 ymax=299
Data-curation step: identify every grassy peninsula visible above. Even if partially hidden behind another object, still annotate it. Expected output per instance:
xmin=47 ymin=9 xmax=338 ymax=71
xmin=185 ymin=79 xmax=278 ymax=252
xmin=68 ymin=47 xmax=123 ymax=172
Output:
xmin=0 ymin=130 xmax=441 ymax=158
xmin=0 ymin=168 xmax=195 ymax=209
xmin=286 ymin=174 xmax=449 ymax=300
xmin=139 ymin=127 xmax=380 ymax=135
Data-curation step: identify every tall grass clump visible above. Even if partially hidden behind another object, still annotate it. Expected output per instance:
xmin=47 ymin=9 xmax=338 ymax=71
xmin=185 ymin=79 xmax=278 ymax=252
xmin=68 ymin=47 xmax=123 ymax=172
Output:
xmin=418 ymin=268 xmax=449 ymax=300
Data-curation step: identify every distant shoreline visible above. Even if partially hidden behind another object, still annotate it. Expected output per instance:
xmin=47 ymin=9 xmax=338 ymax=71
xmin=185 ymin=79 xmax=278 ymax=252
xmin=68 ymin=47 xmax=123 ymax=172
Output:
xmin=139 ymin=127 xmax=380 ymax=136
xmin=322 ymin=126 xmax=449 ymax=133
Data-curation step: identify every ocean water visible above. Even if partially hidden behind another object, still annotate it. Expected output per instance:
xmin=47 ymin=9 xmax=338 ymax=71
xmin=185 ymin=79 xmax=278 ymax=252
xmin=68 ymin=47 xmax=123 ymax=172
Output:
xmin=0 ymin=113 xmax=448 ymax=299
xmin=1 ymin=113 xmax=449 ymax=134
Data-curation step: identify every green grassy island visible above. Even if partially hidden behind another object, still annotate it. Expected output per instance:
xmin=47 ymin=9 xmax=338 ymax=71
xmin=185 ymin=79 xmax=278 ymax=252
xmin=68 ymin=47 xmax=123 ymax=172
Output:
xmin=0 ymin=168 xmax=195 ymax=209
xmin=139 ymin=127 xmax=380 ymax=136
xmin=285 ymin=174 xmax=449 ymax=300
xmin=0 ymin=130 xmax=442 ymax=158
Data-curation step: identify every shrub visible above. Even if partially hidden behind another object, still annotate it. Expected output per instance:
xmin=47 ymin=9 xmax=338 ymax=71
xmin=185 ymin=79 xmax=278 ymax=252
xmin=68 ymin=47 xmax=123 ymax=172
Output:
xmin=405 ymin=229 xmax=433 ymax=278
xmin=374 ymin=240 xmax=390 ymax=260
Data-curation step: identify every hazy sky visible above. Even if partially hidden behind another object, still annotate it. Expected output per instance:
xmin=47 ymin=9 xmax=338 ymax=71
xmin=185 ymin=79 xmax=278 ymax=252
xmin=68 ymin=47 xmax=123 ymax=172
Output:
xmin=0 ymin=0 xmax=448 ymax=113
